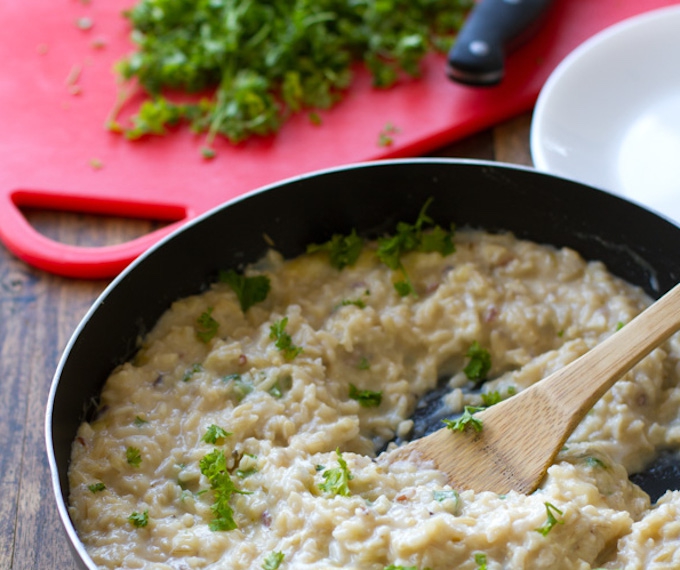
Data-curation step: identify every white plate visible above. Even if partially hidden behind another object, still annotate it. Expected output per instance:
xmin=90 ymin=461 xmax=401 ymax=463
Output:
xmin=531 ymin=5 xmax=680 ymax=223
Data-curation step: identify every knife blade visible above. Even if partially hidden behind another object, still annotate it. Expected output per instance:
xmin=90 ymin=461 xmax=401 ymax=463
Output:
xmin=447 ymin=0 xmax=555 ymax=86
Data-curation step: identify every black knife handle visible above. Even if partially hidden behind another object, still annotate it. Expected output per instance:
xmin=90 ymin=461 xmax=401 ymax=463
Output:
xmin=447 ymin=0 xmax=554 ymax=86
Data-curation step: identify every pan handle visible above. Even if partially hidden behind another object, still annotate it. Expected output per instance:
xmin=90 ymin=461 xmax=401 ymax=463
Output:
xmin=0 ymin=189 xmax=190 ymax=279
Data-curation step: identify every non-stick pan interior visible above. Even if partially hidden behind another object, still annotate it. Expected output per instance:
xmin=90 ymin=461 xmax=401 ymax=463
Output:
xmin=46 ymin=159 xmax=680 ymax=567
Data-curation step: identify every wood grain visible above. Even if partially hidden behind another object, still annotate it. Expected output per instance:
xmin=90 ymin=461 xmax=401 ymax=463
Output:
xmin=0 ymin=112 xmax=533 ymax=569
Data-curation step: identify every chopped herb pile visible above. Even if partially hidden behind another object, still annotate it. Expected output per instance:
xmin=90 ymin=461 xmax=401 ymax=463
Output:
xmin=220 ymin=269 xmax=271 ymax=312
xmin=319 ymin=448 xmax=353 ymax=496
xmin=199 ymin=449 xmax=249 ymax=531
xmin=110 ymin=0 xmax=473 ymax=150
xmin=348 ymin=383 xmax=382 ymax=408
xmin=269 ymin=317 xmax=303 ymax=360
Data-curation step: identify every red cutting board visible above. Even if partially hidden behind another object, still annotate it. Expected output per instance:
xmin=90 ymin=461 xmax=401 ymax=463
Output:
xmin=0 ymin=0 xmax=677 ymax=279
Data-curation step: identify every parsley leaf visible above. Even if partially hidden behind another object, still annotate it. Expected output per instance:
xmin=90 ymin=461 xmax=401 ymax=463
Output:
xmin=202 ymin=424 xmax=232 ymax=444
xmin=262 ymin=551 xmax=284 ymax=570
xmin=474 ymin=552 xmax=488 ymax=570
xmin=128 ymin=510 xmax=149 ymax=528
xmin=319 ymin=448 xmax=353 ymax=497
xmin=269 ymin=317 xmax=303 ymax=360
xmin=88 ymin=482 xmax=106 ymax=493
xmin=376 ymin=198 xmax=455 ymax=296
xmin=199 ymin=449 xmax=249 ymax=531
xmin=348 ymin=383 xmax=382 ymax=408
xmin=220 ymin=269 xmax=271 ymax=312
xmin=307 ymin=229 xmax=364 ymax=270
xmin=535 ymin=502 xmax=564 ymax=536
xmin=443 ymin=406 xmax=484 ymax=433
xmin=464 ymin=341 xmax=491 ymax=382
xmin=196 ymin=307 xmax=219 ymax=343
xmin=126 ymin=446 xmax=142 ymax=467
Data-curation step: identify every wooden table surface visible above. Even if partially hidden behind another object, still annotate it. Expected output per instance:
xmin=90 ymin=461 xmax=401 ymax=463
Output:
xmin=0 ymin=112 xmax=533 ymax=569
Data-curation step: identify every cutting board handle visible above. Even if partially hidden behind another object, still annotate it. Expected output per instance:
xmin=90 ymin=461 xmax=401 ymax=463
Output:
xmin=0 ymin=189 xmax=189 ymax=279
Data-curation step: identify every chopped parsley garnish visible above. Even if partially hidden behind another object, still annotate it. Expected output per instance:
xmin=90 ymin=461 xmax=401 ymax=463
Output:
xmin=443 ymin=406 xmax=484 ymax=433
xmin=128 ymin=510 xmax=149 ymax=528
xmin=535 ymin=502 xmax=564 ymax=536
xmin=88 ymin=482 xmax=106 ymax=493
xmin=269 ymin=317 xmax=302 ymax=360
xmin=134 ymin=415 xmax=148 ymax=427
xmin=307 ymin=229 xmax=364 ymax=270
xmin=235 ymin=467 xmax=258 ymax=479
xmin=126 ymin=446 xmax=142 ymax=467
xmin=348 ymin=383 xmax=382 ymax=408
xmin=463 ymin=341 xmax=491 ymax=382
xmin=219 ymin=269 xmax=271 ymax=312
xmin=480 ymin=390 xmax=502 ymax=407
xmin=183 ymin=363 xmax=203 ymax=382
xmin=262 ymin=551 xmax=285 ymax=570
xmin=196 ymin=307 xmax=219 ymax=343
xmin=268 ymin=374 xmax=292 ymax=398
xmin=583 ymin=456 xmax=607 ymax=469
xmin=377 ymin=122 xmax=400 ymax=147
xmin=433 ymin=489 xmax=459 ymax=504
xmin=202 ymin=424 xmax=232 ymax=444
xmin=340 ymin=298 xmax=366 ymax=309
xmin=384 ymin=565 xmax=417 ymax=570
xmin=319 ymin=448 xmax=353 ymax=497
xmin=474 ymin=552 xmax=488 ymax=570
xmin=377 ymin=198 xmax=455 ymax=296
xmin=110 ymin=0 xmax=472 ymax=149
xmin=199 ymin=449 xmax=250 ymax=531
xmin=224 ymin=374 xmax=254 ymax=402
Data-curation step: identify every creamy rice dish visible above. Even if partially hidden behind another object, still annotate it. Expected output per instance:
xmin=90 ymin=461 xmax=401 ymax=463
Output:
xmin=69 ymin=216 xmax=680 ymax=569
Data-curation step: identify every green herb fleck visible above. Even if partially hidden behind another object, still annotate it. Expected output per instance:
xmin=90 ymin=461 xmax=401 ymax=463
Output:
xmin=134 ymin=415 xmax=148 ymax=427
xmin=480 ymin=390 xmax=502 ymax=407
xmin=383 ymin=565 xmax=417 ymax=570
xmin=199 ymin=449 xmax=250 ymax=531
xmin=348 ymin=383 xmax=382 ymax=408
xmin=583 ymin=456 xmax=607 ymax=469
xmin=196 ymin=307 xmax=219 ymax=343
xmin=463 ymin=341 xmax=491 ymax=381
xmin=224 ymin=374 xmax=254 ymax=402
xmin=378 ymin=122 xmax=400 ymax=147
xmin=307 ymin=229 xmax=364 ymax=270
xmin=443 ymin=406 xmax=484 ymax=433
xmin=88 ymin=482 xmax=106 ymax=493
xmin=535 ymin=502 xmax=564 ymax=536
xmin=433 ymin=489 xmax=459 ymax=503
xmin=126 ymin=446 xmax=142 ymax=467
xmin=128 ymin=510 xmax=149 ymax=528
xmin=319 ymin=448 xmax=353 ymax=497
xmin=262 ymin=551 xmax=284 ymax=570
xmin=220 ymin=269 xmax=271 ymax=312
xmin=269 ymin=317 xmax=302 ymax=360
xmin=202 ymin=424 xmax=232 ymax=444
xmin=268 ymin=374 xmax=292 ymax=398
xmin=183 ymin=363 xmax=203 ymax=382
xmin=357 ymin=356 xmax=370 ymax=370
xmin=474 ymin=552 xmax=488 ymax=570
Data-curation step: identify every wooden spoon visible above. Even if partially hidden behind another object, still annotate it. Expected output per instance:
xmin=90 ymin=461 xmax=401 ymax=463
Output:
xmin=389 ymin=282 xmax=680 ymax=495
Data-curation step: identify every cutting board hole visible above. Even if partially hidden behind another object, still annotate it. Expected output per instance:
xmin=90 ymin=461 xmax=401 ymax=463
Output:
xmin=20 ymin=207 xmax=178 ymax=247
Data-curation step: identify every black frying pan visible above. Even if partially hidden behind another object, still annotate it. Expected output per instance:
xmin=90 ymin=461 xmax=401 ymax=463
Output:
xmin=46 ymin=159 xmax=680 ymax=568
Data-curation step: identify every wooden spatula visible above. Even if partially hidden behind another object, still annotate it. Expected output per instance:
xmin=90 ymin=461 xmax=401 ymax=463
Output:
xmin=389 ymin=282 xmax=680 ymax=495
